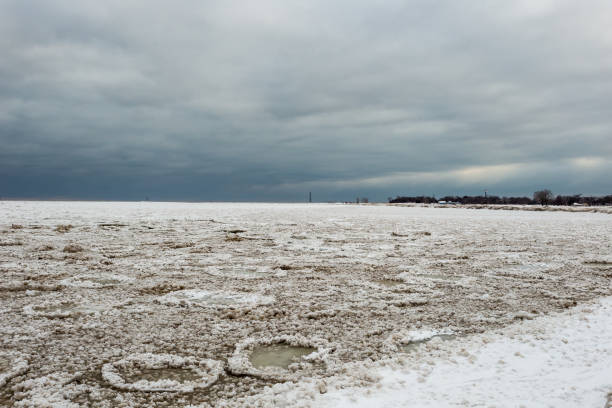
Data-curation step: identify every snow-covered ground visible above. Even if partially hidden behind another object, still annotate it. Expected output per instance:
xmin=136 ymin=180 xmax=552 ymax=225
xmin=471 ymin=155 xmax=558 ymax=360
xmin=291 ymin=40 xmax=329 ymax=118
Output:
xmin=245 ymin=296 xmax=611 ymax=407
xmin=0 ymin=201 xmax=610 ymax=407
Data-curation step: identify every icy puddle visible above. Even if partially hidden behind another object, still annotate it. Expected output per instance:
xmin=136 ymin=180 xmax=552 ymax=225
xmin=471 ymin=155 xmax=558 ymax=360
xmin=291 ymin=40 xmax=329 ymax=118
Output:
xmin=124 ymin=367 xmax=201 ymax=384
xmin=400 ymin=334 xmax=456 ymax=352
xmin=249 ymin=344 xmax=316 ymax=370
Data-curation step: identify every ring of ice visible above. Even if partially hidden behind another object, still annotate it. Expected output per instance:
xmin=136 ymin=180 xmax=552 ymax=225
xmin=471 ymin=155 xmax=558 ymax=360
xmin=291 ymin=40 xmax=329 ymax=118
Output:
xmin=0 ymin=353 xmax=29 ymax=388
xmin=60 ymin=273 xmax=134 ymax=288
xmin=158 ymin=289 xmax=275 ymax=308
xmin=101 ymin=353 xmax=224 ymax=393
xmin=228 ymin=335 xmax=331 ymax=381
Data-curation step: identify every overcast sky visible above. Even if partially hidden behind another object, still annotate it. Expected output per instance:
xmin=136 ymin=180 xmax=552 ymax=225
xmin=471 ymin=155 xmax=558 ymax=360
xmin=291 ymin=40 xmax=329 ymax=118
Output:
xmin=1 ymin=0 xmax=611 ymax=201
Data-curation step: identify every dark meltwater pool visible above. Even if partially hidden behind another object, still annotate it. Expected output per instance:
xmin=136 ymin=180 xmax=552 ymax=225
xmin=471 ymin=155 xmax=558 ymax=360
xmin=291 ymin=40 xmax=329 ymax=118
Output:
xmin=249 ymin=344 xmax=316 ymax=370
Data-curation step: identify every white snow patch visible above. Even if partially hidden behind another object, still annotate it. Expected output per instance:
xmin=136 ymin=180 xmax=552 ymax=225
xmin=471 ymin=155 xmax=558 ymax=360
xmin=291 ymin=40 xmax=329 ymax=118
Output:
xmin=382 ymin=328 xmax=455 ymax=353
xmin=251 ymin=296 xmax=612 ymax=408
xmin=158 ymin=289 xmax=275 ymax=308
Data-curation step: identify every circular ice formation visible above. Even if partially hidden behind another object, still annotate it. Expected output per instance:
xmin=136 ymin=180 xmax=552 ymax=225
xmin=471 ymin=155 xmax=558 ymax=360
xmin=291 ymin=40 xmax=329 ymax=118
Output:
xmin=158 ymin=289 xmax=275 ymax=308
xmin=228 ymin=335 xmax=330 ymax=381
xmin=102 ymin=353 xmax=223 ymax=393
xmin=23 ymin=300 xmax=106 ymax=318
xmin=60 ymin=273 xmax=134 ymax=288
xmin=0 ymin=353 xmax=28 ymax=387
xmin=205 ymin=265 xmax=287 ymax=279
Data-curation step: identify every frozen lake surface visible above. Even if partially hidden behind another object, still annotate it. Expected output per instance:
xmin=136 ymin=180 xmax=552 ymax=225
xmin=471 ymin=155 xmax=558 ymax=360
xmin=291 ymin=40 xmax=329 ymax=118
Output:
xmin=0 ymin=201 xmax=610 ymax=407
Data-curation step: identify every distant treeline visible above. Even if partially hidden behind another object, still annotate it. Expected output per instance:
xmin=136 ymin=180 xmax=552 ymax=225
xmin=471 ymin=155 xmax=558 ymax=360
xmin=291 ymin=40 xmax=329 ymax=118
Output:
xmin=389 ymin=196 xmax=439 ymax=204
xmin=389 ymin=194 xmax=612 ymax=206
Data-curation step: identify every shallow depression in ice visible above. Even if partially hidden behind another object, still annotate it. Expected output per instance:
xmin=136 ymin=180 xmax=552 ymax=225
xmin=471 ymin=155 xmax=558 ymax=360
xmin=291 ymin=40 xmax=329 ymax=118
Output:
xmin=249 ymin=344 xmax=317 ymax=370
xmin=102 ymin=353 xmax=224 ymax=393
xmin=124 ymin=367 xmax=202 ymax=384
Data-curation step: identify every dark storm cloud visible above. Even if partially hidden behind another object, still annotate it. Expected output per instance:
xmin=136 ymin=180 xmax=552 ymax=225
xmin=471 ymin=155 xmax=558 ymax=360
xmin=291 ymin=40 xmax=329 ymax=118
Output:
xmin=1 ymin=0 xmax=611 ymax=201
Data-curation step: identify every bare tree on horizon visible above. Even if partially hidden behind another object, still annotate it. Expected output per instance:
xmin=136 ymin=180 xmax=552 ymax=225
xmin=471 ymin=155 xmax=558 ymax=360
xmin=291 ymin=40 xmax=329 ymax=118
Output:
xmin=533 ymin=189 xmax=554 ymax=206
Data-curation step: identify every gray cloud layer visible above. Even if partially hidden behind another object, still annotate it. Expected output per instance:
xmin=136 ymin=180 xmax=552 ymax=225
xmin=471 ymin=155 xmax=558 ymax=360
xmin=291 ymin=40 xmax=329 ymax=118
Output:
xmin=1 ymin=0 xmax=611 ymax=201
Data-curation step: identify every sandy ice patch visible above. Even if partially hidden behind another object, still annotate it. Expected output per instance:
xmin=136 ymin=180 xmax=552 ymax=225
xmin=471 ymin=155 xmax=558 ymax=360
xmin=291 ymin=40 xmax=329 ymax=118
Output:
xmin=102 ymin=353 xmax=223 ymax=393
xmin=396 ymin=267 xmax=465 ymax=283
xmin=0 ymin=281 xmax=63 ymax=292
xmin=60 ymin=273 xmax=134 ymax=288
xmin=584 ymin=257 xmax=612 ymax=268
xmin=12 ymin=372 xmax=87 ymax=408
xmin=371 ymin=278 xmax=406 ymax=288
xmin=228 ymin=335 xmax=331 ymax=381
xmin=491 ymin=262 xmax=563 ymax=278
xmin=0 ymin=352 xmax=28 ymax=387
xmin=158 ymin=289 xmax=274 ymax=308
xmin=23 ymin=300 xmax=107 ymax=318
xmin=205 ymin=265 xmax=287 ymax=279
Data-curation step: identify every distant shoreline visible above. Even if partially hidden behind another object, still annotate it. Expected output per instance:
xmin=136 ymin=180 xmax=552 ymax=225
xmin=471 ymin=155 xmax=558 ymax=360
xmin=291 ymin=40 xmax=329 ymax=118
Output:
xmin=387 ymin=202 xmax=612 ymax=214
